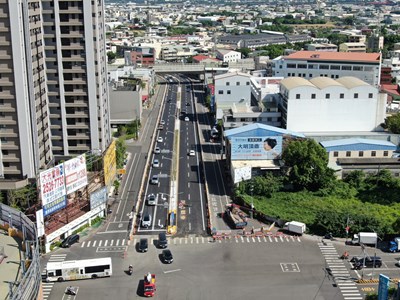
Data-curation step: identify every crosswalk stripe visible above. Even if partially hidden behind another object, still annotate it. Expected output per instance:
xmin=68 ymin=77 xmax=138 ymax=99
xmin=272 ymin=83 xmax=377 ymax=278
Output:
xmin=110 ymin=240 xmax=114 ymax=246
xmin=185 ymin=238 xmax=188 ymax=244
xmin=274 ymin=237 xmax=278 ymax=242
xmin=87 ymin=241 xmax=91 ymax=247
xmin=190 ymin=237 xmax=193 ymax=244
xmin=92 ymin=240 xmax=96 ymax=247
xmin=151 ymin=238 xmax=154 ymax=244
xmin=236 ymin=237 xmax=239 ymax=243
xmin=98 ymin=240 xmax=102 ymax=247
xmin=269 ymin=236 xmax=272 ymax=242
xmin=246 ymin=237 xmax=250 ymax=243
xmin=196 ymin=237 xmax=199 ymax=244
xmin=116 ymin=239 xmax=120 ymax=246
xmin=202 ymin=237 xmax=204 ymax=243
xmin=81 ymin=242 xmax=85 ymax=247
xmin=280 ymin=236 xmax=283 ymax=242
xmin=297 ymin=237 xmax=301 ymax=242
xmin=105 ymin=240 xmax=108 ymax=246
xmin=252 ymin=237 xmax=256 ymax=243
xmin=122 ymin=239 xmax=125 ymax=246
xmin=257 ymin=237 xmax=261 ymax=242
xmin=127 ymin=240 xmax=131 ymax=245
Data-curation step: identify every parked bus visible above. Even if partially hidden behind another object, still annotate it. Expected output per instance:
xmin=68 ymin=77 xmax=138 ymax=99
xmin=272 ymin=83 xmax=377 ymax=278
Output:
xmin=45 ymin=257 xmax=112 ymax=282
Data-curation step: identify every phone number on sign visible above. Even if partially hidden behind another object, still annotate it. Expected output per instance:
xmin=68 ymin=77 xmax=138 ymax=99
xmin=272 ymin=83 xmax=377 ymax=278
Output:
xmin=42 ymin=177 xmax=64 ymax=194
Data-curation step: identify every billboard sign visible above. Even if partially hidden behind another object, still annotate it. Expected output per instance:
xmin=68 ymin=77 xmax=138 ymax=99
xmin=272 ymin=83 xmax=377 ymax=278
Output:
xmin=231 ymin=136 xmax=283 ymax=160
xmin=90 ymin=187 xmax=108 ymax=210
xmin=378 ymin=274 xmax=390 ymax=300
xmin=103 ymin=140 xmax=117 ymax=188
xmin=39 ymin=164 xmax=66 ymax=206
xmin=64 ymin=154 xmax=88 ymax=194
xmin=43 ymin=196 xmax=67 ymax=217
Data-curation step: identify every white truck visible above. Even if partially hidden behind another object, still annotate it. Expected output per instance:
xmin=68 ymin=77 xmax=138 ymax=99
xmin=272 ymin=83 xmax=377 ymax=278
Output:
xmin=350 ymin=232 xmax=378 ymax=246
xmin=284 ymin=221 xmax=306 ymax=235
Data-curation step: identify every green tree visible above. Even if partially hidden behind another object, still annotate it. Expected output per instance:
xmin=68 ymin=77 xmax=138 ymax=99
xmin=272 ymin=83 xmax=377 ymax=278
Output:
xmin=382 ymin=113 xmax=400 ymax=133
xmin=7 ymin=185 xmax=37 ymax=210
xmin=107 ymin=51 xmax=116 ymax=63
xmin=343 ymin=170 xmax=365 ymax=190
xmin=116 ymin=138 xmax=127 ymax=169
xmin=282 ymin=139 xmax=335 ymax=191
xmin=236 ymin=47 xmax=251 ymax=58
xmin=360 ymin=169 xmax=400 ymax=204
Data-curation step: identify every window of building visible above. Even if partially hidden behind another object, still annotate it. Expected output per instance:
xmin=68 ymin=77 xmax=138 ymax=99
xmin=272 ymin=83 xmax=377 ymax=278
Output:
xmin=246 ymin=81 xmax=250 ymax=85
xmin=384 ymin=151 xmax=389 ymax=157
xmin=333 ymin=151 xmax=338 ymax=157
xmin=298 ymin=64 xmax=307 ymax=69
xmin=218 ymin=90 xmax=223 ymax=94
xmin=353 ymin=66 xmax=363 ymax=71
xmin=371 ymin=151 xmax=376 ymax=157
xmin=395 ymin=173 xmax=400 ymax=177
xmin=320 ymin=65 xmax=329 ymax=69
xmin=311 ymin=94 xmax=316 ymax=99
xmin=342 ymin=66 xmax=352 ymax=71
xmin=330 ymin=65 xmax=340 ymax=70
xmin=359 ymin=151 xmax=364 ymax=157
xmin=236 ymin=82 xmax=240 ymax=86
xmin=354 ymin=93 xmax=358 ymax=99
xmin=287 ymin=63 xmax=296 ymax=68
xmin=340 ymin=93 xmax=344 ymax=99
xmin=308 ymin=64 xmax=316 ymax=69
xmin=368 ymin=93 xmax=373 ymax=98
xmin=346 ymin=151 xmax=351 ymax=157
xmin=296 ymin=94 xmax=300 ymax=99
xmin=267 ymin=117 xmax=272 ymax=122
xmin=226 ymin=82 xmax=230 ymax=86
xmin=227 ymin=90 xmax=231 ymax=94
xmin=325 ymin=93 xmax=330 ymax=99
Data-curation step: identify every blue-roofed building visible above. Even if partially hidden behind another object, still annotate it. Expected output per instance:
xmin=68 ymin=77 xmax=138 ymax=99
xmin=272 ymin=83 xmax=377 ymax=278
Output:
xmin=224 ymin=123 xmax=304 ymax=183
xmin=320 ymin=138 xmax=400 ymax=178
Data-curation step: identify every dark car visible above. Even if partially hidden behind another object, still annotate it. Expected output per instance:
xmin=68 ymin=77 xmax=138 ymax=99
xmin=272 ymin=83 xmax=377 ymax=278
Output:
xmin=61 ymin=234 xmax=79 ymax=248
xmin=353 ymin=257 xmax=382 ymax=269
xmin=158 ymin=232 xmax=168 ymax=248
xmin=162 ymin=249 xmax=173 ymax=263
xmin=186 ymin=102 xmax=190 ymax=106
xmin=138 ymin=238 xmax=148 ymax=252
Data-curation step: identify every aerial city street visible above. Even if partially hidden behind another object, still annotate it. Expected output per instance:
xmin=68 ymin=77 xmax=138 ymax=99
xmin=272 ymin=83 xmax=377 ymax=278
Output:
xmin=1 ymin=0 xmax=400 ymax=300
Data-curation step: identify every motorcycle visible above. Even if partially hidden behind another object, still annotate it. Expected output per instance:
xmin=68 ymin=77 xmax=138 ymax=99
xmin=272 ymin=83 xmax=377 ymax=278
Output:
xmin=66 ymin=286 xmax=77 ymax=295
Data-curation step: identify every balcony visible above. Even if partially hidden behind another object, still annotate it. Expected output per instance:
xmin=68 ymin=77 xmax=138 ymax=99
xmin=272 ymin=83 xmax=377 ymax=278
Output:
xmin=64 ymin=100 xmax=87 ymax=107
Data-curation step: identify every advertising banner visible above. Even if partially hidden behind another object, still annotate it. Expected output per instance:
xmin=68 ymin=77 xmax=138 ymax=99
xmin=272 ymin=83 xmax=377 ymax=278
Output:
xmin=39 ymin=164 xmax=66 ymax=206
xmin=43 ymin=196 xmax=67 ymax=217
xmin=103 ymin=140 xmax=117 ymax=188
xmin=64 ymin=154 xmax=88 ymax=194
xmin=90 ymin=187 xmax=108 ymax=210
xmin=231 ymin=136 xmax=283 ymax=160
xmin=378 ymin=274 xmax=390 ymax=300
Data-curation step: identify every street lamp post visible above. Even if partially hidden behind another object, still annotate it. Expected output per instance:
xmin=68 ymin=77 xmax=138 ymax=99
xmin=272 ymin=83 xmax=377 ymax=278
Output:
xmin=250 ymin=184 xmax=254 ymax=219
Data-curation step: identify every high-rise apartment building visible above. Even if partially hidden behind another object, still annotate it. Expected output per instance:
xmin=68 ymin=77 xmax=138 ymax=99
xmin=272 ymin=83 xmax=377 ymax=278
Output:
xmin=0 ymin=0 xmax=110 ymax=190
xmin=0 ymin=0 xmax=52 ymax=189
xmin=41 ymin=0 xmax=110 ymax=156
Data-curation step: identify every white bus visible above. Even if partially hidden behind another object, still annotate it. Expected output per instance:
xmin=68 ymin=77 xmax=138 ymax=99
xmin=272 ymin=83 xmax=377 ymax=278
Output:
xmin=45 ymin=257 xmax=112 ymax=282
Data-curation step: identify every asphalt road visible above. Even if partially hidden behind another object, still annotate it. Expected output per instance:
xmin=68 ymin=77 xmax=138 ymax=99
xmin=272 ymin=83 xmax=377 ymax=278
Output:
xmin=42 ymin=235 xmax=346 ymax=300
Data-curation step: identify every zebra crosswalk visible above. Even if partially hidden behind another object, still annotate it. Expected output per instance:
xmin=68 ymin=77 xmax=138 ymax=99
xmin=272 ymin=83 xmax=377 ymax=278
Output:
xmin=77 ymin=235 xmax=301 ymax=248
xmin=42 ymin=254 xmax=67 ymax=299
xmin=318 ymin=242 xmax=363 ymax=300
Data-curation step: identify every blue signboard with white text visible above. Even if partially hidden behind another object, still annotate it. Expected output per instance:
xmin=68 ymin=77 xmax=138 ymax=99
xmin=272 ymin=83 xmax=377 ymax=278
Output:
xmin=43 ymin=196 xmax=67 ymax=217
xmin=231 ymin=136 xmax=283 ymax=160
xmin=378 ymin=274 xmax=390 ymax=300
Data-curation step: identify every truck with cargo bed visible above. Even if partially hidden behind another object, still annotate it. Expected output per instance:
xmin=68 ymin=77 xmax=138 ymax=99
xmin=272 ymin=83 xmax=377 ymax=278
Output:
xmin=224 ymin=204 xmax=248 ymax=229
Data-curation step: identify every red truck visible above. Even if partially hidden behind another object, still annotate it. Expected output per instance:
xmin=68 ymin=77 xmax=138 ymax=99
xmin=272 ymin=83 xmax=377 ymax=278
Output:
xmin=143 ymin=273 xmax=156 ymax=297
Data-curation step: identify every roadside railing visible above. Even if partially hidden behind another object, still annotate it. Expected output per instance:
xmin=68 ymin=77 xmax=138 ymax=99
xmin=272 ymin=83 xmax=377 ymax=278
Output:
xmin=0 ymin=203 xmax=41 ymax=300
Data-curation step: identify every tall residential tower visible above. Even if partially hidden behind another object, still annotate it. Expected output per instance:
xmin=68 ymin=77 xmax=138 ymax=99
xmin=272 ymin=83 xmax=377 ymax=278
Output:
xmin=0 ymin=0 xmax=110 ymax=190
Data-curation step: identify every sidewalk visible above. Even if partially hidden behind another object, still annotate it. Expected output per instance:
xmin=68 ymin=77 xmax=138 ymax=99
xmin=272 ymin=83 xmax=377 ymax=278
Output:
xmin=0 ymin=230 xmax=23 ymax=300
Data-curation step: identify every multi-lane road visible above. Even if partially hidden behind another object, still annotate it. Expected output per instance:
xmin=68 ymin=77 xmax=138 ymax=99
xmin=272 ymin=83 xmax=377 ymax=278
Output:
xmin=40 ymin=74 xmax=381 ymax=300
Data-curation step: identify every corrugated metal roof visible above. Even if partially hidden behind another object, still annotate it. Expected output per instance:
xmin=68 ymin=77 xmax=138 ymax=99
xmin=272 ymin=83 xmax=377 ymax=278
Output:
xmin=310 ymin=77 xmax=342 ymax=89
xmin=336 ymin=76 xmax=369 ymax=89
xmin=285 ymin=51 xmax=380 ymax=63
xmin=321 ymin=138 xmax=397 ymax=151
xmin=280 ymin=77 xmax=315 ymax=90
xmin=225 ymin=123 xmax=305 ymax=138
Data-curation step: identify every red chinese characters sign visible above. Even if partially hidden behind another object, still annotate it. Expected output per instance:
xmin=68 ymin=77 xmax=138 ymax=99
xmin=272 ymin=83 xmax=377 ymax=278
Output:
xmin=39 ymin=165 xmax=66 ymax=206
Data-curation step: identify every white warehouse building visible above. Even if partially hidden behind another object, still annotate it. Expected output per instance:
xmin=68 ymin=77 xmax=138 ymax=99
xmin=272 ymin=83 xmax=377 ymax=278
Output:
xmin=279 ymin=77 xmax=387 ymax=132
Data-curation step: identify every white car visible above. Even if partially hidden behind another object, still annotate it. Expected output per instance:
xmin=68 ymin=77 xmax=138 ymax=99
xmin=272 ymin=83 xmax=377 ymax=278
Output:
xmin=160 ymin=120 xmax=165 ymax=125
xmin=147 ymin=194 xmax=157 ymax=205
xmin=141 ymin=214 xmax=152 ymax=228
xmin=157 ymin=137 xmax=163 ymax=143
xmin=184 ymin=117 xmax=189 ymax=122
xmin=153 ymin=159 xmax=160 ymax=168
xmin=154 ymin=147 xmax=161 ymax=154
xmin=150 ymin=175 xmax=159 ymax=185
xmin=189 ymin=150 xmax=195 ymax=156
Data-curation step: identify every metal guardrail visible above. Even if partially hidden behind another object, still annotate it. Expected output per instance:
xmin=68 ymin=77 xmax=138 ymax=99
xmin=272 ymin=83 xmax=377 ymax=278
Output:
xmin=0 ymin=203 xmax=41 ymax=300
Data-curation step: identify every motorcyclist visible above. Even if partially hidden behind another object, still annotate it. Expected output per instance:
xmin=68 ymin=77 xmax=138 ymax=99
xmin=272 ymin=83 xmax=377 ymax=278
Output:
xmin=129 ymin=264 xmax=133 ymax=274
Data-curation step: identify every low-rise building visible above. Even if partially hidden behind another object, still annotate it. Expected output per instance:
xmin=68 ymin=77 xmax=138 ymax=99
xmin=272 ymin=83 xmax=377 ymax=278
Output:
xmin=216 ymin=49 xmax=242 ymax=63
xmin=339 ymin=42 xmax=366 ymax=53
xmin=320 ymin=138 xmax=398 ymax=178
xmin=305 ymin=43 xmax=338 ymax=52
xmin=279 ymin=76 xmax=386 ymax=132
xmin=272 ymin=51 xmax=381 ymax=87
